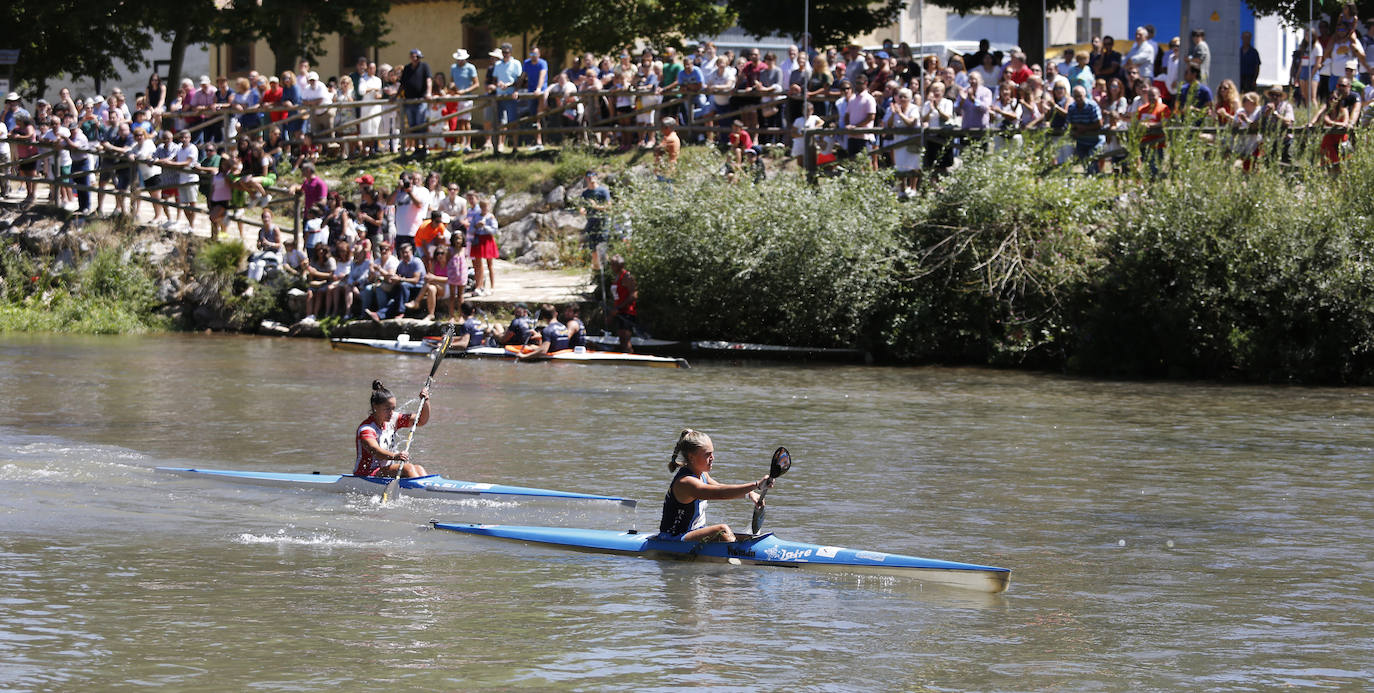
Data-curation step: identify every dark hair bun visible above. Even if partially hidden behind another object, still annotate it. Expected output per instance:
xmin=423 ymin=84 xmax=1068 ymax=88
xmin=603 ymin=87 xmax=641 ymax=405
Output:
xmin=372 ymin=379 xmax=385 ymax=391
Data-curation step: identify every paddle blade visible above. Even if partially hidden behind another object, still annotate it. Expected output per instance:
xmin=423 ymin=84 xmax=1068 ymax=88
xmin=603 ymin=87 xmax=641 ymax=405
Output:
xmin=381 ymin=474 xmax=402 ymax=504
xmin=770 ymin=447 xmax=791 ymax=479
xmin=751 ymin=505 xmax=766 ymax=535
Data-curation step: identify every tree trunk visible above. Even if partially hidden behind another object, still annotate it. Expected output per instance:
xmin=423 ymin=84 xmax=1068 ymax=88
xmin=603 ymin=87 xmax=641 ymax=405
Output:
xmin=166 ymin=18 xmax=191 ymax=93
xmin=1016 ymin=0 xmax=1048 ymax=69
xmin=272 ymin=11 xmax=306 ymax=75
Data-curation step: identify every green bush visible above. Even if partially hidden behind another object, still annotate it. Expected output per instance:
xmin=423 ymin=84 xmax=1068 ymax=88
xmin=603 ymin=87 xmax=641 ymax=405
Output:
xmin=618 ymin=149 xmax=910 ymax=347
xmin=615 ymin=133 xmax=1374 ymax=382
xmin=0 ymin=246 xmax=167 ymax=334
xmin=195 ymin=240 xmax=249 ymax=277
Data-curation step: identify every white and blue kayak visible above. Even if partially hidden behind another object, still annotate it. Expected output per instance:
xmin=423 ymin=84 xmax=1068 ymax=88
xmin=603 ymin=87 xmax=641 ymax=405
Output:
xmin=431 ymin=523 xmax=1010 ymax=593
xmin=156 ymin=468 xmax=637 ymax=507
xmin=330 ymin=336 xmax=688 ymax=368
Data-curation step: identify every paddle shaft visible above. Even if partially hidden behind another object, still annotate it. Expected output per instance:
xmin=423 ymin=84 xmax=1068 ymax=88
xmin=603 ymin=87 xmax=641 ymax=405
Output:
xmin=382 ymin=327 xmax=454 ymax=502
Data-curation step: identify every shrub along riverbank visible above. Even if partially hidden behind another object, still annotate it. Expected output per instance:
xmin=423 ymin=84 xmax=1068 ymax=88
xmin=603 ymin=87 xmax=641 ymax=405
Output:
xmin=616 ymin=139 xmax=1374 ymax=383
xmin=6 ymin=136 xmax=1374 ymax=384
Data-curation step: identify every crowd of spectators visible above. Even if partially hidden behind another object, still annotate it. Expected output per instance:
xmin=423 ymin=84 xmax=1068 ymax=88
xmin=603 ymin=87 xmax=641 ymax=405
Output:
xmin=5 ymin=12 xmax=1374 ymax=216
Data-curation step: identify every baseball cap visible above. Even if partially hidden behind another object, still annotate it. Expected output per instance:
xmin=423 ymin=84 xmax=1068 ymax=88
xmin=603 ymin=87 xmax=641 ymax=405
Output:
xmin=198 ymin=75 xmax=211 ymax=85
xmin=354 ymin=174 xmax=375 ymax=185
xmin=1346 ymin=59 xmax=1360 ymax=70
xmin=410 ymin=48 xmax=423 ymax=58
xmin=307 ymin=71 xmax=319 ymax=82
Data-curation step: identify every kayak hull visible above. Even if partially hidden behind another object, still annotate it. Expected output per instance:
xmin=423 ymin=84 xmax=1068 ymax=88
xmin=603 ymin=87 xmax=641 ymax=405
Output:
xmin=330 ymin=337 xmax=688 ymax=368
xmin=156 ymin=468 xmax=637 ymax=507
xmin=431 ymin=523 xmax=1010 ymax=593
xmin=584 ymin=334 xmax=871 ymax=363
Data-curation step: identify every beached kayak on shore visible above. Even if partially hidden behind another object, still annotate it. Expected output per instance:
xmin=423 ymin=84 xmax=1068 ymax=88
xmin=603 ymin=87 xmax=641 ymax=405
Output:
xmin=583 ymin=334 xmax=872 ymax=363
xmin=329 ymin=336 xmax=689 ymax=368
xmin=156 ymin=467 xmax=638 ymax=507
xmin=430 ymin=522 xmax=1011 ymax=593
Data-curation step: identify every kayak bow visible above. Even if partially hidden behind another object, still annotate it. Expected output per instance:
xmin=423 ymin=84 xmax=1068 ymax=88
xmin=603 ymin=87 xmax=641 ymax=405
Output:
xmin=431 ymin=523 xmax=1010 ymax=593
xmin=156 ymin=468 xmax=637 ymax=507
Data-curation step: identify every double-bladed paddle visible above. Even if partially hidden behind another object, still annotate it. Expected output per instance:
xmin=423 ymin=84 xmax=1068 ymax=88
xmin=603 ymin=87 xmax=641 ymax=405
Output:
xmin=750 ymin=446 xmax=791 ymax=534
xmin=382 ymin=324 xmax=455 ymax=504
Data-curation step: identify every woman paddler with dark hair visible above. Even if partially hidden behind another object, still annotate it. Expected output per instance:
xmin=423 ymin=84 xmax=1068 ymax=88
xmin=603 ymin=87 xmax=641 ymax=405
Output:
xmin=354 ymin=380 xmax=431 ymax=478
xmin=658 ymin=429 xmax=773 ymax=542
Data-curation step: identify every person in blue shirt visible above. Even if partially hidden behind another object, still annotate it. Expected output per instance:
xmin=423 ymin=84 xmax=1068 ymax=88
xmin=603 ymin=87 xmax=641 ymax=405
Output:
xmin=450 ymin=49 xmax=480 ymax=151
xmin=500 ymin=303 xmax=538 ymax=345
xmin=522 ymin=47 xmax=548 ymax=150
xmin=1175 ymin=65 xmax=1214 ymax=124
xmin=1065 ymin=86 xmax=1103 ymax=174
xmin=451 ymin=301 xmax=489 ymax=349
xmin=491 ymin=43 xmax=524 ymax=152
xmin=1239 ymin=31 xmax=1262 ymax=92
xmin=1067 ymin=52 xmax=1095 ymax=92
xmin=518 ymin=304 xmax=571 ymax=359
xmin=677 ymin=57 xmax=707 ymax=127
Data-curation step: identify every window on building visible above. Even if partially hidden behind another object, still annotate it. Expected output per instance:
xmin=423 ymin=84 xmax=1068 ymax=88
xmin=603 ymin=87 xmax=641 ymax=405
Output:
xmin=1076 ymin=18 xmax=1102 ymax=42
xmin=228 ymin=43 xmax=254 ymax=76
xmin=340 ymin=35 xmax=370 ymax=76
xmin=465 ymin=24 xmax=495 ymax=61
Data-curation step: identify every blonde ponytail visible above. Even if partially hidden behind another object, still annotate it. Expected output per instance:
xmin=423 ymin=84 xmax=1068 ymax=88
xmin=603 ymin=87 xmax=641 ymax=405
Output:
xmin=668 ymin=428 xmax=711 ymax=472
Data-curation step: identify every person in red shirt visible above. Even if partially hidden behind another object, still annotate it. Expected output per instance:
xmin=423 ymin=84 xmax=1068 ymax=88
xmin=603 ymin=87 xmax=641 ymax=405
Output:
xmin=1134 ymin=86 xmax=1171 ymax=177
xmin=608 ymin=254 xmax=638 ymax=352
xmin=354 ymin=380 xmax=431 ymax=478
xmin=261 ymin=76 xmax=283 ymax=124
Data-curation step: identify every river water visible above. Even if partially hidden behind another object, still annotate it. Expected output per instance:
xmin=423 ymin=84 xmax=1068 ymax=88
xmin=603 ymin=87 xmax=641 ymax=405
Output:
xmin=0 ymin=333 xmax=1370 ymax=690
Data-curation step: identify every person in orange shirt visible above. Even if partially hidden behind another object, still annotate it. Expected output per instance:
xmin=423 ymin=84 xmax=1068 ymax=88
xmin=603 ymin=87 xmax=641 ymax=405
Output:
xmin=414 ymin=210 xmax=447 ymax=260
xmin=1134 ymin=86 xmax=1171 ymax=178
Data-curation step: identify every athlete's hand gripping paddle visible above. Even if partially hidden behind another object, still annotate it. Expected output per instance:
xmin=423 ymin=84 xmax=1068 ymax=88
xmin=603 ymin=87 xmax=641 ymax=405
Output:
xmin=750 ymin=446 xmax=791 ymax=535
xmin=382 ymin=324 xmax=455 ymax=504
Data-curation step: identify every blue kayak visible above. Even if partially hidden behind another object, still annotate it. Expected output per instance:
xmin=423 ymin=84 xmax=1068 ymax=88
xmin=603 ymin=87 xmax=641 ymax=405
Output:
xmin=156 ymin=467 xmax=637 ymax=507
xmin=431 ymin=523 xmax=1011 ymax=593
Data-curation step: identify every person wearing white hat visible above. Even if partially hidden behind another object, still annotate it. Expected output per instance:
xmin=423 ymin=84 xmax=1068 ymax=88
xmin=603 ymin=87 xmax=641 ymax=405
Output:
xmin=300 ymin=70 xmax=333 ymax=138
xmin=450 ymin=49 xmax=479 ymax=151
xmin=188 ymin=76 xmax=218 ymax=143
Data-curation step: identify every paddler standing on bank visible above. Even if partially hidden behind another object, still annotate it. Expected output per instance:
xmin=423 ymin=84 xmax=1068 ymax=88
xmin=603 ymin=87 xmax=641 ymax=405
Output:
xmin=659 ymin=429 xmax=773 ymax=543
xmin=355 ymin=380 xmax=431 ymax=478
xmin=608 ymin=254 xmax=638 ymax=352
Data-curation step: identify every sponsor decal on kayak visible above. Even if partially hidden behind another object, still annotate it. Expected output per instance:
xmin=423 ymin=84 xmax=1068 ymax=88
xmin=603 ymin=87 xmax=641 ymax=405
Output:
xmin=816 ymin=546 xmax=842 ymax=558
xmin=762 ymin=545 xmax=814 ymax=562
xmin=853 ymin=551 xmax=887 ymax=562
xmin=726 ymin=545 xmax=756 ymax=558
xmin=434 ymin=482 xmax=494 ymax=490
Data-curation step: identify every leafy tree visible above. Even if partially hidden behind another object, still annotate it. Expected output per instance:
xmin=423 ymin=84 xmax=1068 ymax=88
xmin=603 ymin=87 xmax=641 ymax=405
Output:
xmin=462 ymin=0 xmax=736 ymax=68
xmin=145 ymin=0 xmax=253 ymax=94
xmin=1 ymin=0 xmax=156 ymax=97
xmin=929 ymin=0 xmax=1077 ymax=67
xmin=729 ymin=0 xmax=906 ymax=49
xmin=1243 ymin=0 xmax=1374 ymax=26
xmin=227 ymin=0 xmax=393 ymax=76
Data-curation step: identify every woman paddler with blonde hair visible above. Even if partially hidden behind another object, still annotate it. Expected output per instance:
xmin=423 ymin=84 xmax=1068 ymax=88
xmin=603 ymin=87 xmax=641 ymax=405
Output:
xmin=658 ymin=429 xmax=774 ymax=542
